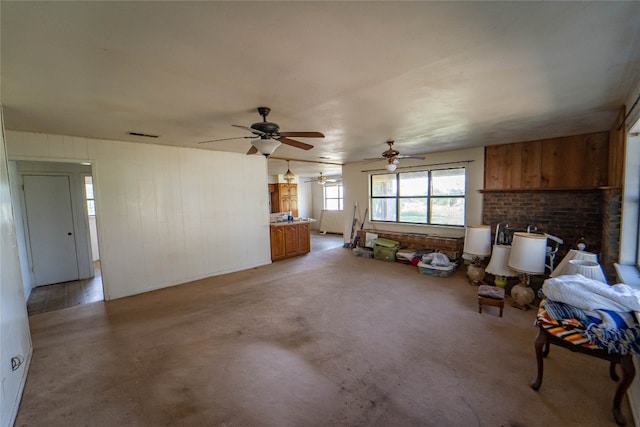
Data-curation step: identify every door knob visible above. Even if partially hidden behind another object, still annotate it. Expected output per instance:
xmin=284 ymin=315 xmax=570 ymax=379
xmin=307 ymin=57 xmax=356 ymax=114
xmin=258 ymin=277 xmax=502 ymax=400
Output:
xmin=67 ymin=232 xmax=72 ymax=235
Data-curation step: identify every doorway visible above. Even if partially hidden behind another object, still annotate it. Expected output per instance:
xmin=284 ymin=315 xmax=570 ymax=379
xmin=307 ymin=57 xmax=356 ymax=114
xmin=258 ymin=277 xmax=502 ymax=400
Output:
xmin=14 ymin=161 xmax=104 ymax=315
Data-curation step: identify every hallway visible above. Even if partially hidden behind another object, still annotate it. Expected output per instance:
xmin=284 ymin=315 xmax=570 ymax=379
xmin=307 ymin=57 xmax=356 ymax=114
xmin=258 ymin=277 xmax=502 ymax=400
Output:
xmin=26 ymin=261 xmax=103 ymax=316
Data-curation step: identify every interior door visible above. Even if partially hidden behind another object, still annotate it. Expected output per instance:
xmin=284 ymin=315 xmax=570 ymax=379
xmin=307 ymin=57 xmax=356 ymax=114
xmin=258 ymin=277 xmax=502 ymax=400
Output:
xmin=23 ymin=174 xmax=79 ymax=286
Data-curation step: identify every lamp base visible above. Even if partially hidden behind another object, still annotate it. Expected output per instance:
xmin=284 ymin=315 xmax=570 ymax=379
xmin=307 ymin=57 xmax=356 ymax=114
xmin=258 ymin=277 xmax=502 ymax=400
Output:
xmin=493 ymin=275 xmax=507 ymax=288
xmin=466 ymin=264 xmax=485 ymax=286
xmin=511 ymin=282 xmax=535 ymax=311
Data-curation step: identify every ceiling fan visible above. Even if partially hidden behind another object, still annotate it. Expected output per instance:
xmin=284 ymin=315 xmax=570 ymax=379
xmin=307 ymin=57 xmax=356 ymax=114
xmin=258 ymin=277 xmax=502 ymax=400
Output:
xmin=304 ymin=172 xmax=340 ymax=185
xmin=365 ymin=140 xmax=425 ymax=172
xmin=198 ymin=107 xmax=325 ymax=156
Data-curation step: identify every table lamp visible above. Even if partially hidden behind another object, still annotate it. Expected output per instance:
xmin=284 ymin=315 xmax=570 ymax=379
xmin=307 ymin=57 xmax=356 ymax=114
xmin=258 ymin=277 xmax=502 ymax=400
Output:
xmin=550 ymin=249 xmax=598 ymax=277
xmin=463 ymin=225 xmax=492 ymax=285
xmin=508 ymin=232 xmax=547 ymax=310
xmin=485 ymin=245 xmax=518 ymax=288
xmin=566 ymin=259 xmax=608 ymax=284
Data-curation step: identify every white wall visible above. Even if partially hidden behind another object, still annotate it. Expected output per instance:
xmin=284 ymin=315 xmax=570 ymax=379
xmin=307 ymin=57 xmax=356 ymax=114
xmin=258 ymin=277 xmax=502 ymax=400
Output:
xmin=297 ymin=180 xmax=312 ymax=219
xmin=0 ymin=116 xmax=32 ymax=427
xmin=6 ymin=131 xmax=272 ymax=300
xmin=8 ymin=162 xmax=32 ymax=300
xmin=341 ymin=146 xmax=485 ymax=243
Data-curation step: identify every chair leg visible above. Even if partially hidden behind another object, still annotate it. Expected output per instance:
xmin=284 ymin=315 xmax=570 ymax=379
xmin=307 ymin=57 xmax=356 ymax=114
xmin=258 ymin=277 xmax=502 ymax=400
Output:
xmin=543 ymin=340 xmax=550 ymax=357
xmin=609 ymin=361 xmax=620 ymax=382
xmin=612 ymin=355 xmax=636 ymax=426
xmin=531 ymin=327 xmax=547 ymax=390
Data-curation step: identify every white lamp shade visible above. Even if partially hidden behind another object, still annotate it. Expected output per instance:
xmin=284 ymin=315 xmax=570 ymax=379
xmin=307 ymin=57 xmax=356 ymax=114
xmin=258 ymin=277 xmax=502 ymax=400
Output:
xmin=550 ymin=249 xmax=598 ymax=277
xmin=485 ymin=245 xmax=519 ymax=277
xmin=567 ymin=259 xmax=608 ymax=283
xmin=508 ymin=232 xmax=547 ymax=274
xmin=251 ymin=138 xmax=281 ymax=156
xmin=385 ymin=162 xmax=397 ymax=172
xmin=463 ymin=225 xmax=492 ymax=257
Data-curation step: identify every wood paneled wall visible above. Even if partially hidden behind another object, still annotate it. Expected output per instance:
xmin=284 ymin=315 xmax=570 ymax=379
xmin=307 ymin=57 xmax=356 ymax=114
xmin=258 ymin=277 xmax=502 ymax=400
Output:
xmin=608 ymin=107 xmax=626 ymax=188
xmin=484 ymin=132 xmax=610 ymax=190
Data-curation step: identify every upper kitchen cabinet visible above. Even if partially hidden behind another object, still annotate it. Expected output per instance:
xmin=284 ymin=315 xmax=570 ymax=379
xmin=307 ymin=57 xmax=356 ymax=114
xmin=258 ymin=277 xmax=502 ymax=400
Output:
xmin=270 ymin=183 xmax=298 ymax=217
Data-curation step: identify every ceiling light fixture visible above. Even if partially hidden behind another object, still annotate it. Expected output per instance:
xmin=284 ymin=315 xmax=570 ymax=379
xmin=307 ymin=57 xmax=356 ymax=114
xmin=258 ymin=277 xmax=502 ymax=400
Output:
xmin=251 ymin=138 xmax=281 ymax=156
xmin=385 ymin=159 xmax=397 ymax=172
xmin=283 ymin=161 xmax=296 ymax=183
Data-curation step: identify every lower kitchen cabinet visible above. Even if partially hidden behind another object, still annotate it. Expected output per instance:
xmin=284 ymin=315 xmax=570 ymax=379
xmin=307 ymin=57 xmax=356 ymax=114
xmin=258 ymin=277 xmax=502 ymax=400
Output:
xmin=270 ymin=221 xmax=311 ymax=261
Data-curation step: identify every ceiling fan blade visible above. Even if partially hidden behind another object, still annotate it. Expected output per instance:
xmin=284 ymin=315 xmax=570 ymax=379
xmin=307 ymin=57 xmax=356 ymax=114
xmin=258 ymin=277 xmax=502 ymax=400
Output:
xmin=277 ymin=137 xmax=314 ymax=150
xmin=398 ymin=155 xmax=426 ymax=160
xmin=246 ymin=145 xmax=258 ymax=155
xmin=278 ymin=131 xmax=324 ymax=138
xmin=232 ymin=124 xmax=265 ymax=136
xmin=198 ymin=136 xmax=253 ymax=144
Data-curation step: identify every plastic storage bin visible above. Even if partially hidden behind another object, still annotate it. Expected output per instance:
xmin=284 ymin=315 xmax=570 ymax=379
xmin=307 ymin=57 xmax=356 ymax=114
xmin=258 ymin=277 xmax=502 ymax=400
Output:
xmin=353 ymin=247 xmax=374 ymax=258
xmin=417 ymin=261 xmax=457 ymax=277
xmin=373 ymin=238 xmax=400 ymax=262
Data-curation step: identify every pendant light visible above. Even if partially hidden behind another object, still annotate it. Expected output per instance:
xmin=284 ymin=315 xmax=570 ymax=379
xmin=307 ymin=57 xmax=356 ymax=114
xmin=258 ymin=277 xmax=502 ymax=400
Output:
xmin=283 ymin=160 xmax=295 ymax=184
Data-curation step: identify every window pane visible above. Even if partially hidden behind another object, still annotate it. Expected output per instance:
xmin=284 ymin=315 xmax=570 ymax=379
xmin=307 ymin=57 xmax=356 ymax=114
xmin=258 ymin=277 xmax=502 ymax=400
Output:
xmin=430 ymin=197 xmax=465 ymax=225
xmin=372 ymin=174 xmax=397 ymax=197
xmin=325 ymin=186 xmax=339 ymax=198
xmin=399 ymin=171 xmax=428 ymax=196
xmin=371 ymin=198 xmax=396 ymax=221
xmin=399 ymin=197 xmax=428 ymax=223
xmin=432 ymin=168 xmax=465 ymax=196
xmin=87 ymin=200 xmax=96 ymax=216
xmin=84 ymin=176 xmax=94 ymax=199
xmin=326 ymin=199 xmax=339 ymax=210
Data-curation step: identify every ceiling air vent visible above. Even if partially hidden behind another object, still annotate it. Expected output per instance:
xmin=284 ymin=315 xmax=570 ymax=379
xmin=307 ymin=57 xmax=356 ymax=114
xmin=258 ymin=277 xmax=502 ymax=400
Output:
xmin=128 ymin=131 xmax=159 ymax=138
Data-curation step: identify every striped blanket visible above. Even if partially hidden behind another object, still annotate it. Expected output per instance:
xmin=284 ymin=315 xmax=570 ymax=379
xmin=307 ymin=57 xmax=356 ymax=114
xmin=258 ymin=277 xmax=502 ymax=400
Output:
xmin=541 ymin=298 xmax=640 ymax=355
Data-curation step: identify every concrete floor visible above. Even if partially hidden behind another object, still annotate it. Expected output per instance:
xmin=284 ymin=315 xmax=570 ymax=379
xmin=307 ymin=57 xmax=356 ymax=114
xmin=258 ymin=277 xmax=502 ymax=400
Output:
xmin=16 ymin=235 xmax=634 ymax=426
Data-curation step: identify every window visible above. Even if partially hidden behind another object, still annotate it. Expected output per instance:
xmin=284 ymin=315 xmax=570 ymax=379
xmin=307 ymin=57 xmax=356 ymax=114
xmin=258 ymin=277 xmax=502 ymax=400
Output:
xmin=324 ymin=183 xmax=343 ymax=210
xmin=84 ymin=176 xmax=95 ymax=216
xmin=370 ymin=167 xmax=465 ymax=226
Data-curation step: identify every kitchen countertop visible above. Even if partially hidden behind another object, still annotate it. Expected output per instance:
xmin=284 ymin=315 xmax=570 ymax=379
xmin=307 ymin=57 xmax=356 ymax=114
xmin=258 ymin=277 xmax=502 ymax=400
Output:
xmin=270 ymin=219 xmax=313 ymax=227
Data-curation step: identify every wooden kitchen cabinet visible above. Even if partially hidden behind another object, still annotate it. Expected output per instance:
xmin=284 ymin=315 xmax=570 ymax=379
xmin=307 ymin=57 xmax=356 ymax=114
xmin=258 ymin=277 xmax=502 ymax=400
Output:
xmin=269 ymin=225 xmax=285 ymax=260
xmin=298 ymin=222 xmax=310 ymax=253
xmin=284 ymin=224 xmax=299 ymax=257
xmin=269 ymin=183 xmax=298 ymax=217
xmin=270 ymin=221 xmax=310 ymax=261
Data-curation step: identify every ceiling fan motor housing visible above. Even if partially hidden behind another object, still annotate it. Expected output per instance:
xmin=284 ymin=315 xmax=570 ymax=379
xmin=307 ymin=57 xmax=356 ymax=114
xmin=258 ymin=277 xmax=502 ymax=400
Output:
xmin=382 ymin=149 xmax=400 ymax=158
xmin=251 ymin=121 xmax=280 ymax=135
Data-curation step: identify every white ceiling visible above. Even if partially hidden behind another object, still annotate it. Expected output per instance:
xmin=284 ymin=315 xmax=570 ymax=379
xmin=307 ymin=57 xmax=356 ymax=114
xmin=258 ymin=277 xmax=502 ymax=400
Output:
xmin=2 ymin=1 xmax=640 ymax=178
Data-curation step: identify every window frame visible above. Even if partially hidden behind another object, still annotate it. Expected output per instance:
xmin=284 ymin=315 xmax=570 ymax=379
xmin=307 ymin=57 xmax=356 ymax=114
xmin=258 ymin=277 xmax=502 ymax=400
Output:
xmin=369 ymin=167 xmax=466 ymax=226
xmin=323 ymin=182 xmax=344 ymax=211
xmin=83 ymin=175 xmax=96 ymax=217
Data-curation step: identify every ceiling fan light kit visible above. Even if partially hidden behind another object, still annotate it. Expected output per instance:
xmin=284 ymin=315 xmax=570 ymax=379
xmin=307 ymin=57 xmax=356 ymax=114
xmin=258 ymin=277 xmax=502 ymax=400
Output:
xmin=251 ymin=138 xmax=281 ymax=156
xmin=385 ymin=161 xmax=397 ymax=172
